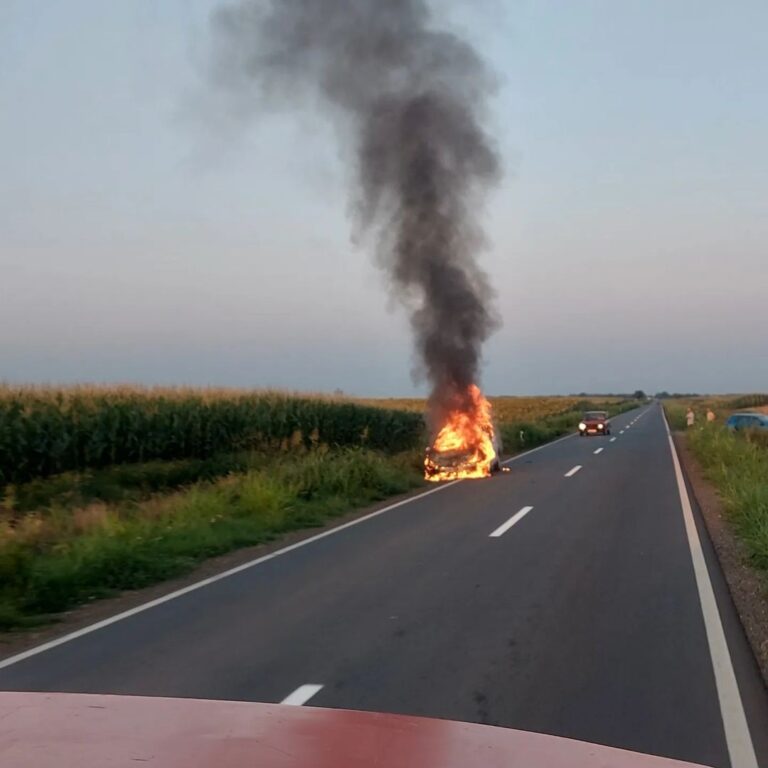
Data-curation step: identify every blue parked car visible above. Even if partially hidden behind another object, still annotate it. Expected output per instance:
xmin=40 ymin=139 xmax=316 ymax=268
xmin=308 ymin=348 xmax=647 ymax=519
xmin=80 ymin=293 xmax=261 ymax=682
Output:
xmin=726 ymin=412 xmax=768 ymax=431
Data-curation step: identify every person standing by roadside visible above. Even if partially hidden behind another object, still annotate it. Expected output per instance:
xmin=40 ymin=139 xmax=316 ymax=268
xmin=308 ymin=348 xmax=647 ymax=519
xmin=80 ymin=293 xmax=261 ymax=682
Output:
xmin=686 ymin=407 xmax=695 ymax=428
xmin=706 ymin=408 xmax=716 ymax=423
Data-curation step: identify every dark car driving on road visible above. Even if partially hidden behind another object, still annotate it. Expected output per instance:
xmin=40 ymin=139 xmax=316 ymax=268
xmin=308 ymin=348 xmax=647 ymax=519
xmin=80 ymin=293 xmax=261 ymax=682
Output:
xmin=579 ymin=411 xmax=611 ymax=436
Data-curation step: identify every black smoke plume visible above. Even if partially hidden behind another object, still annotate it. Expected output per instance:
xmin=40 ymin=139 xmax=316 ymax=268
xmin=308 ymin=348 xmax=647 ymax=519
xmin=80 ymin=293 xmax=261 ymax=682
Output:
xmin=211 ymin=0 xmax=500 ymax=436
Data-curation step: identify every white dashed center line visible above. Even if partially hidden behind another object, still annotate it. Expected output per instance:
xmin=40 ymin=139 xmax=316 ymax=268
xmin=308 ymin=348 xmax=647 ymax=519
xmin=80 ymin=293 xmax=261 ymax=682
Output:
xmin=610 ymin=437 xmax=617 ymax=443
xmin=564 ymin=465 xmax=582 ymax=478
xmin=281 ymin=684 xmax=324 ymax=706
xmin=489 ymin=506 xmax=534 ymax=538
xmin=594 ymin=447 xmax=604 ymax=455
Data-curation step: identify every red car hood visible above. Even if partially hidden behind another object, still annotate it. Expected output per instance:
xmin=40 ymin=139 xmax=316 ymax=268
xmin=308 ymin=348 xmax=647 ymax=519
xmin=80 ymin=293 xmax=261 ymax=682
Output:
xmin=0 ymin=692 xmax=710 ymax=768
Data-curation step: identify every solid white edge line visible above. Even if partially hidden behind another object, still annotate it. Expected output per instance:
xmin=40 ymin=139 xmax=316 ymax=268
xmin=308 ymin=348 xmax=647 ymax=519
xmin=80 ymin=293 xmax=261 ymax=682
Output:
xmin=593 ymin=448 xmax=604 ymax=455
xmin=564 ymin=465 xmax=582 ymax=477
xmin=489 ymin=506 xmax=534 ymax=538
xmin=0 ymin=428 xmax=587 ymax=671
xmin=0 ymin=481 xmax=460 ymax=671
xmin=280 ymin=684 xmax=324 ymax=706
xmin=662 ymin=411 xmax=758 ymax=768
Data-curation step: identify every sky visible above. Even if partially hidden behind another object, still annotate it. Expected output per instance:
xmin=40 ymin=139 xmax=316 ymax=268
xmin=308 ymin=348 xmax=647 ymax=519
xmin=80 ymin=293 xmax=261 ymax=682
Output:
xmin=1 ymin=0 xmax=766 ymax=396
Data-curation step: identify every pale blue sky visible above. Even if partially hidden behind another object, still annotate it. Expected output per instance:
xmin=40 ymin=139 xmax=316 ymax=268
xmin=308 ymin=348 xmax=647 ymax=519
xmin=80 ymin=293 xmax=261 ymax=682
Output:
xmin=1 ymin=1 xmax=766 ymax=395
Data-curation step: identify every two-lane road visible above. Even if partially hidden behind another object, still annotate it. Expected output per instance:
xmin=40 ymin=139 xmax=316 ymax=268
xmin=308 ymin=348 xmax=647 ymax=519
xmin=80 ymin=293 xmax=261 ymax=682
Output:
xmin=1 ymin=404 xmax=766 ymax=767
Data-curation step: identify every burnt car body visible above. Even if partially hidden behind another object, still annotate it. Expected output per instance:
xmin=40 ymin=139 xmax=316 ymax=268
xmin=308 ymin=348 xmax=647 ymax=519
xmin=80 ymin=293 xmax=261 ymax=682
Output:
xmin=579 ymin=410 xmax=611 ymax=436
xmin=0 ymin=692 xmax=711 ymax=768
xmin=424 ymin=426 xmax=503 ymax=478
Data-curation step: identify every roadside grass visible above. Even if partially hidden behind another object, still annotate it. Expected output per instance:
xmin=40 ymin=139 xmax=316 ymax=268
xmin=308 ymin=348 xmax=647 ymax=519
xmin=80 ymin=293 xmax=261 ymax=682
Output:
xmin=0 ymin=447 xmax=423 ymax=630
xmin=664 ymin=404 xmax=690 ymax=431
xmin=686 ymin=425 xmax=768 ymax=575
xmin=3 ymin=453 xmax=260 ymax=515
xmin=662 ymin=394 xmax=768 ymax=430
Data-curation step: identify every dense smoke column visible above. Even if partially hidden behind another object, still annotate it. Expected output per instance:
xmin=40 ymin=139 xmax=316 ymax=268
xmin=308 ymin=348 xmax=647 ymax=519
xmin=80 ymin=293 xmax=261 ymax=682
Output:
xmin=212 ymin=0 xmax=500 ymax=436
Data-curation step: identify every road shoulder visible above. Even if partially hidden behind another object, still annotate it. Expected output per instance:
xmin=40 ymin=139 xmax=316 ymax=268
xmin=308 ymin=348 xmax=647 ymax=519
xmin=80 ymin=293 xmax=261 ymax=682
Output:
xmin=0 ymin=485 xmax=430 ymax=661
xmin=674 ymin=432 xmax=768 ymax=688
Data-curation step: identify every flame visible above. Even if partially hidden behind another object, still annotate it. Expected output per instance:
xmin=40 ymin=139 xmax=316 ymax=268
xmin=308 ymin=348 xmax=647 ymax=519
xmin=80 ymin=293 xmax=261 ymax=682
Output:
xmin=424 ymin=384 xmax=497 ymax=482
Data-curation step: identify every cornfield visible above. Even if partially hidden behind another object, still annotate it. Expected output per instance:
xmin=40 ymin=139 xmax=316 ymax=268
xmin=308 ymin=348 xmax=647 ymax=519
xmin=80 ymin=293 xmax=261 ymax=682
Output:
xmin=0 ymin=386 xmax=424 ymax=485
xmin=358 ymin=395 xmax=621 ymax=424
xmin=729 ymin=394 xmax=768 ymax=410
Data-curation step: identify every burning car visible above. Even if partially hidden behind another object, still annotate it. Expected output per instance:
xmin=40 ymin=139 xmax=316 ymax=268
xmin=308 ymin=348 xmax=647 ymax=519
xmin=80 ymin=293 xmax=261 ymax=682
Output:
xmin=425 ymin=425 xmax=502 ymax=481
xmin=424 ymin=385 xmax=502 ymax=481
xmin=579 ymin=411 xmax=611 ymax=437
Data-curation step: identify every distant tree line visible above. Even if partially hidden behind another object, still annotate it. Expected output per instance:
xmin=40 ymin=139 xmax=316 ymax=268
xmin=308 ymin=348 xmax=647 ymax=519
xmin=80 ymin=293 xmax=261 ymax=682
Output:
xmin=574 ymin=391 xmax=768 ymax=404
xmin=571 ymin=391 xmax=649 ymax=400
xmin=653 ymin=391 xmax=701 ymax=399
xmin=652 ymin=393 xmax=768 ymax=405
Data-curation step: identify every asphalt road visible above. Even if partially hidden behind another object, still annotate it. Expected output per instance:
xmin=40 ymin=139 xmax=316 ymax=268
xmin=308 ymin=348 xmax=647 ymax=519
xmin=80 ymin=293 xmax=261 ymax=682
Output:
xmin=1 ymin=403 xmax=767 ymax=767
